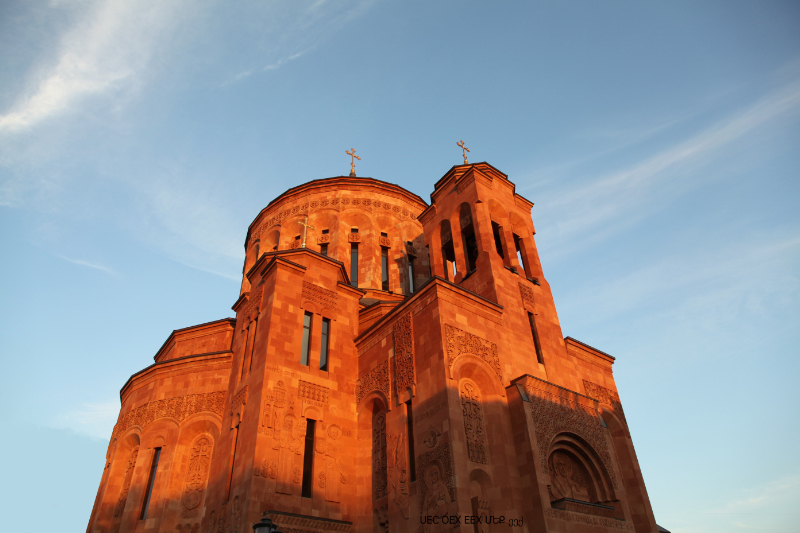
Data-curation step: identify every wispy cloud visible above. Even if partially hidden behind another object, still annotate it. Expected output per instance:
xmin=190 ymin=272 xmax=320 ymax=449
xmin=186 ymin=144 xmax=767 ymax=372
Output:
xmin=53 ymin=400 xmax=119 ymax=441
xmin=532 ymin=79 xmax=800 ymax=258
xmin=0 ymin=0 xmax=185 ymax=133
xmin=560 ymin=233 xmax=800 ymax=336
xmin=57 ymin=254 xmax=116 ymax=275
xmin=707 ymin=475 xmax=800 ymax=516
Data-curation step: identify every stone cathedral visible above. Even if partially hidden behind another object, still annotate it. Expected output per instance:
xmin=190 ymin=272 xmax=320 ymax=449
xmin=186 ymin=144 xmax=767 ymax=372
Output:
xmin=87 ymin=161 xmax=664 ymax=533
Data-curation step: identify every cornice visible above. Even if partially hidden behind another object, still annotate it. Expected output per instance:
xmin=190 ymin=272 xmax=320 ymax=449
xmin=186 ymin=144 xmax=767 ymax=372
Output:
xmin=245 ymin=176 xmax=429 ymax=246
xmin=121 ymin=350 xmax=233 ymax=401
xmin=152 ymin=318 xmax=235 ymax=362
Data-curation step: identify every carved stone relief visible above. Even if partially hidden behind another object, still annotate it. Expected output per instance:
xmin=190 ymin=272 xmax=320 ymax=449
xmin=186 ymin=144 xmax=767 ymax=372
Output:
xmin=298 ymin=380 xmax=329 ymax=404
xmin=459 ymin=379 xmax=489 ymax=464
xmin=583 ymin=380 xmax=627 ymax=424
xmin=523 ymin=384 xmax=618 ymax=488
xmin=230 ymin=385 xmax=248 ymax=416
xmin=112 ymin=392 xmax=226 ymax=439
xmin=316 ymin=424 xmax=346 ymax=502
xmin=356 ymin=360 xmax=390 ymax=405
xmin=113 ymin=446 xmax=138 ymax=517
xmin=259 ymin=381 xmax=287 ymax=436
xmin=544 ymin=509 xmax=634 ymax=531
xmin=274 ymin=412 xmax=305 ymax=495
xmin=372 ymin=412 xmax=388 ymax=500
xmin=518 ymin=282 xmax=535 ymax=308
xmin=394 ymin=313 xmax=415 ymax=396
xmin=181 ymin=435 xmax=213 ymax=518
xmin=301 ymin=281 xmax=338 ymax=311
xmin=418 ymin=441 xmax=456 ymax=533
xmin=416 ymin=440 xmax=456 ymax=517
xmin=379 ymin=236 xmax=391 ymax=247
xmin=444 ymin=324 xmax=502 ymax=383
xmin=548 ymin=450 xmax=591 ymax=502
xmin=387 ymin=432 xmax=410 ymax=519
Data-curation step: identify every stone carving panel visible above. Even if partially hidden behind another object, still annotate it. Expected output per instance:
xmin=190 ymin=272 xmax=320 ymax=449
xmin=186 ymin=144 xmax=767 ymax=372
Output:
xmin=274 ymin=412 xmax=305 ymax=495
xmin=316 ymin=424 xmax=346 ymax=502
xmin=518 ymin=282 xmax=535 ymax=308
xmin=112 ymin=392 xmax=226 ymax=439
xmin=259 ymin=380 xmax=287 ymax=436
xmin=230 ymin=385 xmax=248 ymax=416
xmin=444 ymin=324 xmax=502 ymax=383
xmin=394 ymin=313 xmax=415 ymax=396
xmin=181 ymin=435 xmax=213 ymax=518
xmin=379 ymin=236 xmax=391 ymax=247
xmin=548 ymin=450 xmax=591 ymax=502
xmin=524 ymin=384 xmax=618 ymax=488
xmin=459 ymin=379 xmax=488 ymax=464
xmin=113 ymin=446 xmax=139 ymax=517
xmin=417 ymin=440 xmax=456 ymax=531
xmin=583 ymin=380 xmax=627 ymax=424
xmin=298 ymin=380 xmax=329 ymax=404
xmin=387 ymin=432 xmax=410 ymax=519
xmin=372 ymin=412 xmax=388 ymax=500
xmin=544 ymin=509 xmax=634 ymax=531
xmin=241 ymin=286 xmax=263 ymax=319
xmin=356 ymin=360 xmax=390 ymax=405
xmin=301 ymin=281 xmax=338 ymax=311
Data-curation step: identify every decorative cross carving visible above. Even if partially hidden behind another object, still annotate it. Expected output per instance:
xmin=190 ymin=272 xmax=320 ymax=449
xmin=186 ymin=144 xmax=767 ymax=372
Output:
xmin=346 ymin=148 xmax=361 ymax=177
xmin=457 ymin=140 xmax=470 ymax=164
xmin=298 ymin=215 xmax=314 ymax=248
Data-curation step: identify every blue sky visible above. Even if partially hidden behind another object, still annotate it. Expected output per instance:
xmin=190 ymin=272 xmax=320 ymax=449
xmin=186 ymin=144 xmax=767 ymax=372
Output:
xmin=1 ymin=1 xmax=799 ymax=531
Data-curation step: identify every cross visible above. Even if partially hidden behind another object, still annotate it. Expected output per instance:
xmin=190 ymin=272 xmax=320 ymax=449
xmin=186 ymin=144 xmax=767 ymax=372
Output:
xmin=457 ymin=140 xmax=470 ymax=164
xmin=298 ymin=215 xmax=314 ymax=248
xmin=346 ymin=148 xmax=361 ymax=177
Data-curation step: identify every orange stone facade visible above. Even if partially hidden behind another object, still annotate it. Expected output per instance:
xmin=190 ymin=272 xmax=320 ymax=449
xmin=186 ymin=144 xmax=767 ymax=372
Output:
xmin=87 ymin=163 xmax=660 ymax=533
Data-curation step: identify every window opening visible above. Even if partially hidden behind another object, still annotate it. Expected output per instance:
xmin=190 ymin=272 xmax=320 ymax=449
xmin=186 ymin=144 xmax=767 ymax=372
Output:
xmin=247 ymin=318 xmax=258 ymax=373
xmin=226 ymin=420 xmax=240 ymax=500
xmin=406 ymin=400 xmax=416 ymax=482
xmin=320 ymin=243 xmax=328 ymax=256
xmin=350 ymin=243 xmax=359 ymax=287
xmin=408 ymin=254 xmax=416 ymax=294
xmin=351 ymin=227 xmax=358 ymax=233
xmin=460 ymin=209 xmax=478 ymax=272
xmin=528 ymin=312 xmax=544 ymax=364
xmin=140 ymin=447 xmax=161 ymax=520
xmin=300 ymin=311 xmax=312 ymax=365
xmin=492 ymin=221 xmax=505 ymax=258
xmin=322 ymin=229 xmax=329 ymax=234
xmin=301 ymin=419 xmax=316 ymax=498
xmin=320 ymin=318 xmax=330 ymax=371
xmin=514 ymin=233 xmax=526 ymax=275
xmin=381 ymin=247 xmax=389 ymax=291
xmin=442 ymin=238 xmax=456 ymax=281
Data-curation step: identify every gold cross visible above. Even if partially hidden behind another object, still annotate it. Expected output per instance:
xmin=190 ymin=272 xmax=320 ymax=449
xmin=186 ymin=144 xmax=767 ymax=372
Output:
xmin=346 ymin=148 xmax=361 ymax=176
xmin=457 ymin=140 xmax=470 ymax=164
xmin=298 ymin=215 xmax=315 ymax=248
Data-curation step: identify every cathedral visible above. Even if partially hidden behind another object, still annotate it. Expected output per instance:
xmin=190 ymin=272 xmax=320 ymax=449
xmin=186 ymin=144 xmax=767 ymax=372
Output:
xmin=86 ymin=159 xmax=663 ymax=533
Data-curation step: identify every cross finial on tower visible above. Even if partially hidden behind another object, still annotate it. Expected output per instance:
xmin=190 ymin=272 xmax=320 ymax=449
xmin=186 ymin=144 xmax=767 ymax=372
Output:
xmin=297 ymin=215 xmax=315 ymax=248
xmin=457 ymin=140 xmax=470 ymax=164
xmin=346 ymin=148 xmax=361 ymax=177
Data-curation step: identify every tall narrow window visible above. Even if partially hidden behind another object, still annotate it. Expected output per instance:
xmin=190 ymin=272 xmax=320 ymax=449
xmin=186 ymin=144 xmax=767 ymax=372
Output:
xmin=528 ymin=312 xmax=544 ymax=364
xmin=247 ymin=318 xmax=258 ymax=373
xmin=381 ymin=247 xmax=389 ymax=291
xmin=514 ymin=233 xmax=526 ymax=275
xmin=350 ymin=243 xmax=359 ymax=287
xmin=406 ymin=400 xmax=416 ymax=482
xmin=408 ymin=253 xmax=416 ymax=294
xmin=320 ymin=243 xmax=328 ymax=256
xmin=226 ymin=421 xmax=240 ymax=500
xmin=320 ymin=318 xmax=330 ymax=371
xmin=140 ymin=447 xmax=161 ymax=520
xmin=492 ymin=221 xmax=505 ymax=258
xmin=300 ymin=312 xmax=312 ymax=365
xmin=301 ymin=419 xmax=316 ymax=498
xmin=240 ymin=324 xmax=251 ymax=380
